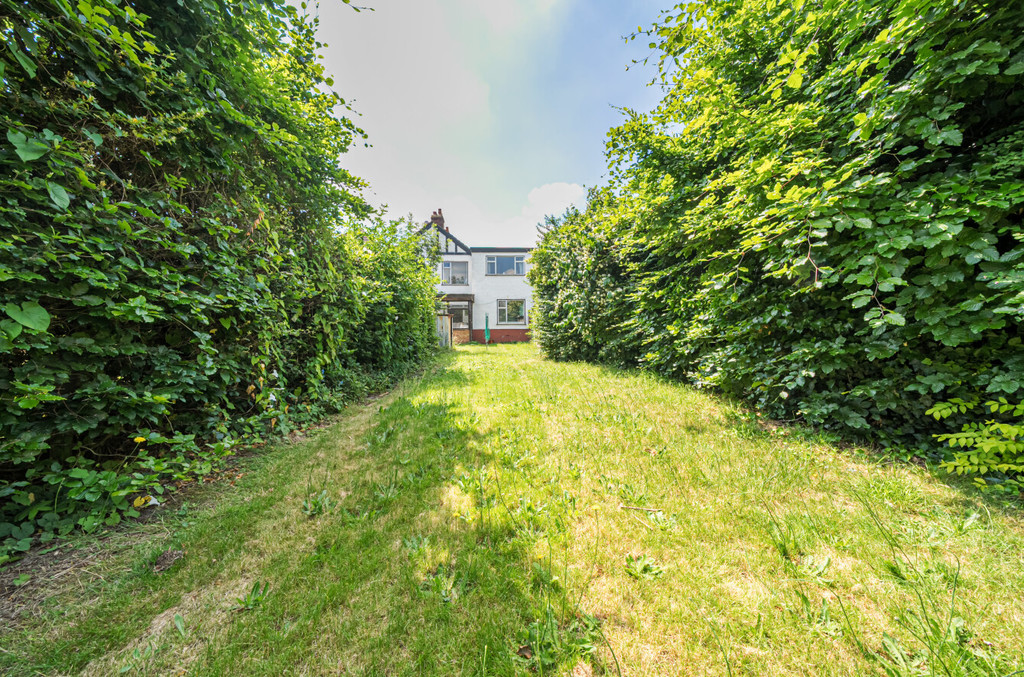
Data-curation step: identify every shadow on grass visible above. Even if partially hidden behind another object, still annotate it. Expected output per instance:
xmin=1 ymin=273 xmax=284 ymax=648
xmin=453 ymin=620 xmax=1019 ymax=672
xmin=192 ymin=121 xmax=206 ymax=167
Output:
xmin=0 ymin=350 xmax=567 ymax=677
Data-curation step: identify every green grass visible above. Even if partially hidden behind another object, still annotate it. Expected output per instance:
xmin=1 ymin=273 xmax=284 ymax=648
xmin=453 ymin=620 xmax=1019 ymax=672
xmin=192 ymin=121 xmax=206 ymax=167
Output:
xmin=2 ymin=344 xmax=1023 ymax=676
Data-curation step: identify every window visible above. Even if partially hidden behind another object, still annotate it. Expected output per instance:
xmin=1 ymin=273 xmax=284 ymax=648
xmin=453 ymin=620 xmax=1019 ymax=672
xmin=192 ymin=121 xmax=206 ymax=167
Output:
xmin=441 ymin=260 xmax=468 ymax=285
xmin=486 ymin=255 xmax=525 ymax=276
xmin=447 ymin=302 xmax=470 ymax=329
xmin=498 ymin=299 xmax=525 ymax=324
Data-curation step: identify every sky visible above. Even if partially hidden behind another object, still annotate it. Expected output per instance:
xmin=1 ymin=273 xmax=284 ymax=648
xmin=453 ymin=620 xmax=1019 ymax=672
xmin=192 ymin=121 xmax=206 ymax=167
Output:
xmin=313 ymin=0 xmax=667 ymax=247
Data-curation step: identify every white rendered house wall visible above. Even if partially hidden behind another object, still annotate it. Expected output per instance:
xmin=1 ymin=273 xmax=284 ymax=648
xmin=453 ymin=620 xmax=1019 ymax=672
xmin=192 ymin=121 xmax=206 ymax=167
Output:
xmin=467 ymin=252 xmax=530 ymax=331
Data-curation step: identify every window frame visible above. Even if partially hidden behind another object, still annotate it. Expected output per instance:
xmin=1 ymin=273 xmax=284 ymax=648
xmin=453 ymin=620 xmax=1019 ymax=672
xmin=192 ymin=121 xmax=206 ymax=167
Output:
xmin=447 ymin=302 xmax=470 ymax=329
xmin=497 ymin=299 xmax=526 ymax=325
xmin=441 ymin=260 xmax=469 ymax=285
xmin=486 ymin=255 xmax=525 ymax=276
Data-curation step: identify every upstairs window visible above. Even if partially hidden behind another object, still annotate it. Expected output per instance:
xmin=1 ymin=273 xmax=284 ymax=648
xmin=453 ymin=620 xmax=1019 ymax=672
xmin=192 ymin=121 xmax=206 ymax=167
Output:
xmin=498 ymin=299 xmax=525 ymax=324
xmin=442 ymin=260 xmax=468 ymax=285
xmin=486 ymin=255 xmax=525 ymax=276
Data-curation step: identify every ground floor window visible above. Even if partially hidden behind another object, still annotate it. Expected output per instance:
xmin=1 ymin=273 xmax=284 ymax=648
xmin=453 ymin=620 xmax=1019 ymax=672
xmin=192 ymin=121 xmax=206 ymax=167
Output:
xmin=447 ymin=302 xmax=470 ymax=329
xmin=497 ymin=299 xmax=525 ymax=324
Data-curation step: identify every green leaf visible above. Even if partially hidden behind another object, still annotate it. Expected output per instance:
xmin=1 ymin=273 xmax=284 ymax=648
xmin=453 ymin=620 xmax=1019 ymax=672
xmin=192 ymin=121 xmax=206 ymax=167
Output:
xmin=884 ymin=312 xmax=906 ymax=327
xmin=47 ymin=182 xmax=71 ymax=210
xmin=1004 ymin=61 xmax=1024 ymax=76
xmin=786 ymin=70 xmax=804 ymax=89
xmin=0 ymin=319 xmax=22 ymax=339
xmin=7 ymin=130 xmax=48 ymax=162
xmin=4 ymin=301 xmax=51 ymax=332
xmin=9 ymin=48 xmax=37 ymax=78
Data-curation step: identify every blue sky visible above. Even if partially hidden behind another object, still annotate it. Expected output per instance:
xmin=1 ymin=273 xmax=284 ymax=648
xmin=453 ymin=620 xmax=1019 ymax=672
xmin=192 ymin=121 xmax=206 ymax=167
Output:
xmin=315 ymin=0 xmax=667 ymax=246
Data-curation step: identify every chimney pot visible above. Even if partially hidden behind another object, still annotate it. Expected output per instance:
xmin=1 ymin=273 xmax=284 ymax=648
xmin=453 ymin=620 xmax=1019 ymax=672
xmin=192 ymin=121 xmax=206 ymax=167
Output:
xmin=429 ymin=207 xmax=446 ymax=230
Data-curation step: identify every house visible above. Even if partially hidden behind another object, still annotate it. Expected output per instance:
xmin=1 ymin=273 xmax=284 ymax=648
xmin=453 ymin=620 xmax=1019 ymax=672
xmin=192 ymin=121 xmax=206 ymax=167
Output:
xmin=423 ymin=208 xmax=532 ymax=344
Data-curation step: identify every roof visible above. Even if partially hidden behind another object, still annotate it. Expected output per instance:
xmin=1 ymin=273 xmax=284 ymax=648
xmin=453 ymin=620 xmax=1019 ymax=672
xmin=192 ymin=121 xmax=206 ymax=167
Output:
xmin=472 ymin=247 xmax=532 ymax=253
xmin=419 ymin=221 xmax=473 ymax=255
xmin=419 ymin=221 xmax=532 ymax=254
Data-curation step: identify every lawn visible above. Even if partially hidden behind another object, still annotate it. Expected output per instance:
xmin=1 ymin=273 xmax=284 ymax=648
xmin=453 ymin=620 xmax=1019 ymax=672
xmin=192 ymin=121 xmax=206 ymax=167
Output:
xmin=2 ymin=344 xmax=1022 ymax=676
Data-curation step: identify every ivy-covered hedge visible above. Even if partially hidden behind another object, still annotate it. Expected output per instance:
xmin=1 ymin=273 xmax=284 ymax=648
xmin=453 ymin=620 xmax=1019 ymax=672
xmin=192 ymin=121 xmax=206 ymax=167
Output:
xmin=530 ymin=0 xmax=1024 ymax=457
xmin=0 ymin=0 xmax=437 ymax=562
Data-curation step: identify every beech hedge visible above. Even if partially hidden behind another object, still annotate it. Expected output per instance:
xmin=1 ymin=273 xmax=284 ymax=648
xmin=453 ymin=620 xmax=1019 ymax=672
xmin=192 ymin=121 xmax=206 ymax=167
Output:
xmin=0 ymin=0 xmax=437 ymax=561
xmin=530 ymin=0 xmax=1024 ymax=460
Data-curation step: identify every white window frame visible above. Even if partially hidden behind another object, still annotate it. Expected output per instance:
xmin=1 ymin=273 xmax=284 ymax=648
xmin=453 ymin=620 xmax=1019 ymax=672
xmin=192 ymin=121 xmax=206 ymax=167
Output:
xmin=441 ymin=260 xmax=469 ymax=285
xmin=497 ymin=299 xmax=526 ymax=324
xmin=486 ymin=255 xmax=525 ymax=276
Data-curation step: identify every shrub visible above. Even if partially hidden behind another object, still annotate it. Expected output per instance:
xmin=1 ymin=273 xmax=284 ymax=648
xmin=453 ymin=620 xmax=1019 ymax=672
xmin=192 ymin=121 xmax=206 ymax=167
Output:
xmin=0 ymin=0 xmax=436 ymax=563
xmin=929 ymin=398 xmax=1024 ymax=494
xmin=530 ymin=0 xmax=1024 ymax=451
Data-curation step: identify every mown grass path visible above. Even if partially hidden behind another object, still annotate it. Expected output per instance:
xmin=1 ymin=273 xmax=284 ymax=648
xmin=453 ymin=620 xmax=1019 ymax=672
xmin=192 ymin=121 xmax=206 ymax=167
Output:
xmin=2 ymin=344 xmax=1023 ymax=676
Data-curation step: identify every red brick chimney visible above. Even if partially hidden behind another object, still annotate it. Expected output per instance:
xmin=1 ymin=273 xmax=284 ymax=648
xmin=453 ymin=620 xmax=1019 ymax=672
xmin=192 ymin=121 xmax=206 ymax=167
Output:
xmin=430 ymin=208 xmax=446 ymax=231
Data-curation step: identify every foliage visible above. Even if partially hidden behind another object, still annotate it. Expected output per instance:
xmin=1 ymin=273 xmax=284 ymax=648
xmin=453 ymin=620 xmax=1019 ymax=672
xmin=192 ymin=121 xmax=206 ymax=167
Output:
xmin=623 ymin=553 xmax=664 ymax=580
xmin=350 ymin=218 xmax=440 ymax=374
xmin=529 ymin=0 xmax=1024 ymax=452
xmin=928 ymin=398 xmax=1024 ymax=493
xmin=301 ymin=489 xmax=335 ymax=518
xmin=515 ymin=605 xmax=601 ymax=672
xmin=234 ymin=581 xmax=271 ymax=612
xmin=0 ymin=0 xmax=437 ymax=564
xmin=528 ymin=193 xmax=641 ymax=367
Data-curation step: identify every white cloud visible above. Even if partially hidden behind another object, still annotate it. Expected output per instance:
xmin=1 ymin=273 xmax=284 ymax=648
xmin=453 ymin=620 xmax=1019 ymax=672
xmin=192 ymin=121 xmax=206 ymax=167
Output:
xmin=322 ymin=1 xmax=493 ymax=146
xmin=307 ymin=1 xmax=656 ymax=249
xmin=520 ymin=182 xmax=586 ymax=223
xmin=455 ymin=0 xmax=564 ymax=36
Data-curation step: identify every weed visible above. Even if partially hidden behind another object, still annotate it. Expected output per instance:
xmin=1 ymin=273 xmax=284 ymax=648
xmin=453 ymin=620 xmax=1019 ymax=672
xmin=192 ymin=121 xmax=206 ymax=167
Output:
xmin=879 ymin=616 xmax=1003 ymax=677
xmin=883 ymin=558 xmax=918 ymax=584
xmin=863 ymin=499 xmax=1011 ymax=676
xmin=402 ymin=463 xmax=431 ymax=487
xmin=531 ymin=561 xmax=563 ymax=593
xmin=797 ymin=554 xmax=833 ymax=583
xmin=624 ymin=554 xmax=664 ymax=580
xmin=118 ymin=643 xmax=155 ymax=674
xmin=766 ymin=516 xmax=804 ymax=561
xmin=794 ymin=590 xmax=843 ymax=638
xmin=301 ymin=489 xmax=335 ymax=518
xmin=515 ymin=605 xmax=601 ymax=672
xmin=374 ymin=473 xmax=401 ymax=503
xmin=616 ymin=481 xmax=647 ymax=506
xmin=403 ymin=534 xmax=429 ymax=554
xmin=419 ymin=564 xmax=465 ymax=604
xmin=647 ymin=510 xmax=678 ymax=531
xmin=373 ymin=425 xmax=396 ymax=446
xmin=234 ymin=581 xmax=270 ymax=611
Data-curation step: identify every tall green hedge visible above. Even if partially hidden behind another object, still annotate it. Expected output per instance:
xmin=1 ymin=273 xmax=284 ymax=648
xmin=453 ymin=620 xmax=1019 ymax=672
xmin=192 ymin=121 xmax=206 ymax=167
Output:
xmin=0 ymin=0 xmax=437 ymax=561
xmin=530 ymin=0 xmax=1024 ymax=456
